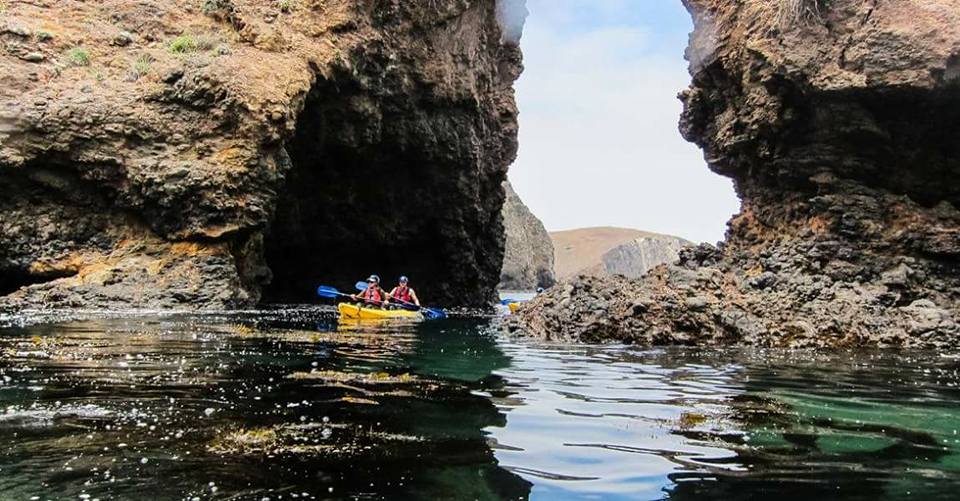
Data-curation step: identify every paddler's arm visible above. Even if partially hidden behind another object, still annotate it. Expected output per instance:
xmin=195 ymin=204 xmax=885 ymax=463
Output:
xmin=410 ymin=289 xmax=421 ymax=307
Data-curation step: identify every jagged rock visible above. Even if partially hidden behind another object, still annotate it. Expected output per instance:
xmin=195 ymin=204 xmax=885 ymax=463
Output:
xmin=513 ymin=0 xmax=960 ymax=348
xmin=113 ymin=31 xmax=134 ymax=47
xmin=19 ymin=52 xmax=44 ymax=63
xmin=0 ymin=0 xmax=525 ymax=309
xmin=498 ymin=181 xmax=555 ymax=290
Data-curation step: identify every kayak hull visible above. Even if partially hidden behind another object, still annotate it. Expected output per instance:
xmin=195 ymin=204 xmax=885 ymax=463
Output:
xmin=338 ymin=303 xmax=423 ymax=321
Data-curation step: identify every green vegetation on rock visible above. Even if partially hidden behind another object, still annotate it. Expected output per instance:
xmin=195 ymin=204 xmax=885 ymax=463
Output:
xmin=66 ymin=47 xmax=90 ymax=66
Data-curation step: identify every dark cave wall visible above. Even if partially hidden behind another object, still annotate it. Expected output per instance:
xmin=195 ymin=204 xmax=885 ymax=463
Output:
xmin=263 ymin=1 xmax=523 ymax=307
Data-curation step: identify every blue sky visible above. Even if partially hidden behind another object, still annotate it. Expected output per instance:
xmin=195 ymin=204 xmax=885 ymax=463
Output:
xmin=507 ymin=0 xmax=740 ymax=243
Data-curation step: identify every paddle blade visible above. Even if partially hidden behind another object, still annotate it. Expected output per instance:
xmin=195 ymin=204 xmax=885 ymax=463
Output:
xmin=355 ymin=281 xmax=369 ymax=292
xmin=422 ymin=307 xmax=446 ymax=320
xmin=316 ymin=285 xmax=341 ymax=299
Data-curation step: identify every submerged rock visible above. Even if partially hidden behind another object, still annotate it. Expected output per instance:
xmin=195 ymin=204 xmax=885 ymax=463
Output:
xmin=0 ymin=0 xmax=525 ymax=309
xmin=499 ymin=181 xmax=555 ymax=290
xmin=514 ymin=0 xmax=960 ymax=348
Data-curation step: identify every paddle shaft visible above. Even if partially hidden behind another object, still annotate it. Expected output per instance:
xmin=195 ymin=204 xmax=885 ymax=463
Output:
xmin=319 ymin=286 xmax=391 ymax=307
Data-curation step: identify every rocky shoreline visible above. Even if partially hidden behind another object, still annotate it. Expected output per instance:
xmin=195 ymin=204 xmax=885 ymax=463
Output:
xmin=512 ymin=0 xmax=960 ymax=348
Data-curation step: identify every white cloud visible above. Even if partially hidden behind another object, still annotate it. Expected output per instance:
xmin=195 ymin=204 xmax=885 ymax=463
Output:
xmin=508 ymin=2 xmax=740 ymax=244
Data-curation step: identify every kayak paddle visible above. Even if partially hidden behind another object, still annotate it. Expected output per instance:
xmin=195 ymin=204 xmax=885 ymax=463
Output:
xmin=354 ymin=282 xmax=447 ymax=320
xmin=318 ymin=285 xmax=395 ymax=309
xmin=317 ymin=285 xmax=354 ymax=299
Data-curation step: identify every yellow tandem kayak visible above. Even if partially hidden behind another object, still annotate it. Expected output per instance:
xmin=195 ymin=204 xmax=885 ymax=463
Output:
xmin=337 ymin=303 xmax=423 ymax=321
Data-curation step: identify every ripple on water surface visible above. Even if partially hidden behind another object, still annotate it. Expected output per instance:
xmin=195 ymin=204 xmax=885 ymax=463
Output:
xmin=0 ymin=309 xmax=959 ymax=500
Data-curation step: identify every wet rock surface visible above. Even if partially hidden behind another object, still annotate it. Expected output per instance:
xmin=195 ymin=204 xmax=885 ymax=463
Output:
xmin=514 ymin=0 xmax=960 ymax=348
xmin=0 ymin=0 xmax=523 ymax=309
xmin=498 ymin=181 xmax=555 ymax=290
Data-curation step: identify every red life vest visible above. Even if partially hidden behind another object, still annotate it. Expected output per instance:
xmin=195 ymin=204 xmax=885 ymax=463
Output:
xmin=393 ymin=285 xmax=412 ymax=303
xmin=362 ymin=286 xmax=383 ymax=304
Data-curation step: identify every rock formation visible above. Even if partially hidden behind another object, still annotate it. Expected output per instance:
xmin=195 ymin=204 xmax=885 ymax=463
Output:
xmin=498 ymin=181 xmax=554 ymax=290
xmin=552 ymin=227 xmax=691 ymax=280
xmin=0 ymin=0 xmax=525 ymax=309
xmin=514 ymin=0 xmax=960 ymax=348
xmin=602 ymin=235 xmax=690 ymax=279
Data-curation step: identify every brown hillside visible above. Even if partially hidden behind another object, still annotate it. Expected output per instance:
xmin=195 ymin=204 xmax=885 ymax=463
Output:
xmin=550 ymin=227 xmax=673 ymax=280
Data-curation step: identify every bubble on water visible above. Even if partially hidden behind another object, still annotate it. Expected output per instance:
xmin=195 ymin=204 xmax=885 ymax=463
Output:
xmin=140 ymin=457 xmax=148 ymax=464
xmin=322 ymin=416 xmax=329 ymax=423
xmin=204 ymin=408 xmax=216 ymax=416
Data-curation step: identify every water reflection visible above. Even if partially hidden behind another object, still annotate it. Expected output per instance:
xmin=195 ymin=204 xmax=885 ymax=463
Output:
xmin=2 ymin=313 xmax=960 ymax=500
xmin=486 ymin=345 xmax=745 ymax=500
xmin=668 ymin=351 xmax=960 ymax=501
xmin=0 ymin=311 xmax=530 ymax=500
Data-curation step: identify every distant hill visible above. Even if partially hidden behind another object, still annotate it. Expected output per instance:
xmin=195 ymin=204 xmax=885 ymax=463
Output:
xmin=550 ymin=227 xmax=692 ymax=280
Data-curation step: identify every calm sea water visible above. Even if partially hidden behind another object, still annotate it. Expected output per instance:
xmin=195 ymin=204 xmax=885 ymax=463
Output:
xmin=1 ymin=308 xmax=959 ymax=500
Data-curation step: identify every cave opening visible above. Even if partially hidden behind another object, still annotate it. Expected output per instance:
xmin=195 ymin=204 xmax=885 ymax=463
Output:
xmin=261 ymin=70 xmax=474 ymax=306
xmin=0 ymin=268 xmax=77 ymax=297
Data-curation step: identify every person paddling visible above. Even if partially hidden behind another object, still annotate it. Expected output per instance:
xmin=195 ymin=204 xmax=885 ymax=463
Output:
xmin=388 ymin=276 xmax=420 ymax=310
xmin=352 ymin=274 xmax=386 ymax=307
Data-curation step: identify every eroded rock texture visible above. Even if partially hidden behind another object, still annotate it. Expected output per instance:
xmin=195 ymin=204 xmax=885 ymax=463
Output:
xmin=0 ymin=0 xmax=523 ymax=309
xmin=515 ymin=0 xmax=960 ymax=347
xmin=498 ymin=181 xmax=554 ymax=290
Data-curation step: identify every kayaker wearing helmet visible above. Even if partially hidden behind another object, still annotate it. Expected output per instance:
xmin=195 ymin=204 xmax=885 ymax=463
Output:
xmin=352 ymin=274 xmax=387 ymax=307
xmin=388 ymin=276 xmax=420 ymax=310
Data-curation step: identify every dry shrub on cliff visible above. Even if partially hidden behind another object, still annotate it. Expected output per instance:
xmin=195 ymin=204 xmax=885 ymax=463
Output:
xmin=66 ymin=47 xmax=90 ymax=67
xmin=129 ymin=54 xmax=154 ymax=81
xmin=776 ymin=0 xmax=828 ymax=25
xmin=168 ymin=34 xmax=219 ymax=54
xmin=200 ymin=0 xmax=232 ymax=15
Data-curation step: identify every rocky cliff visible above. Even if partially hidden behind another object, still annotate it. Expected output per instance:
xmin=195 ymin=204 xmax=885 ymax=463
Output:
xmin=602 ymin=235 xmax=690 ymax=279
xmin=498 ymin=181 xmax=554 ymax=290
xmin=0 ymin=0 xmax=524 ymax=309
xmin=514 ymin=0 xmax=960 ymax=348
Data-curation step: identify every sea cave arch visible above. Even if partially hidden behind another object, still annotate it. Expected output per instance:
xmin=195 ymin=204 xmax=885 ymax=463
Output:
xmin=261 ymin=60 xmax=515 ymax=308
